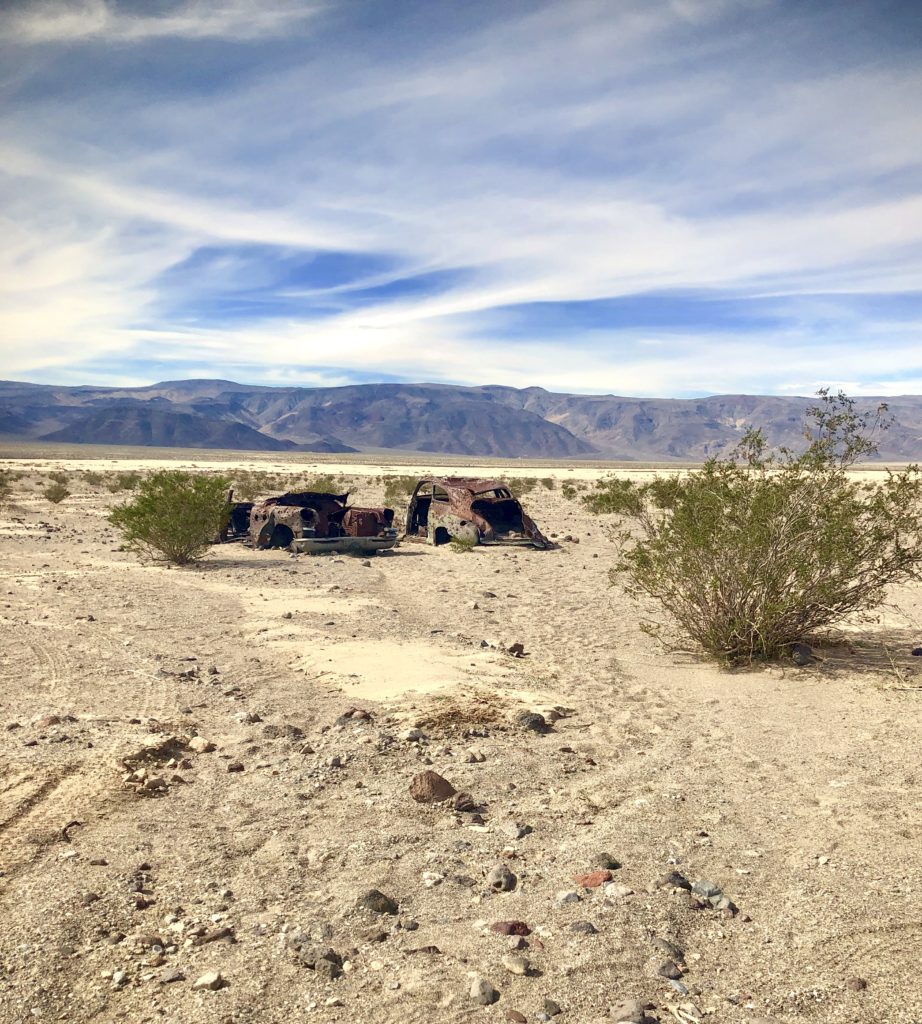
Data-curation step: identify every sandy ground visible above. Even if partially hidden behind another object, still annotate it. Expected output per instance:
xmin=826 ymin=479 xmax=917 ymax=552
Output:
xmin=1 ymin=457 xmax=921 ymax=1024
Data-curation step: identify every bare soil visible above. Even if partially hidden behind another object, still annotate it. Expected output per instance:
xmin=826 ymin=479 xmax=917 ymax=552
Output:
xmin=0 ymin=457 xmax=920 ymax=1024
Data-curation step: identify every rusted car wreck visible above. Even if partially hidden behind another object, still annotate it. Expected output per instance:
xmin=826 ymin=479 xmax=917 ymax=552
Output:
xmin=226 ymin=491 xmax=398 ymax=555
xmin=405 ymin=477 xmax=550 ymax=548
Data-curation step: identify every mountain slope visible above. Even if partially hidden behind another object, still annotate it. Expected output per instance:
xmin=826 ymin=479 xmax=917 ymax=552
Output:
xmin=3 ymin=378 xmax=922 ymax=459
xmin=37 ymin=407 xmax=355 ymax=453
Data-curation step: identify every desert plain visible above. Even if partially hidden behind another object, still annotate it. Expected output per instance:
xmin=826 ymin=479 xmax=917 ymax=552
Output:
xmin=0 ymin=448 xmax=920 ymax=1024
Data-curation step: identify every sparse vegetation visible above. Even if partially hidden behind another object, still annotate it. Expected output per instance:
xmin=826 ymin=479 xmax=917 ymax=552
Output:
xmin=510 ymin=476 xmax=539 ymax=498
xmin=449 ymin=534 xmax=478 ymax=553
xmin=43 ymin=482 xmax=70 ymax=503
xmin=109 ymin=470 xmax=231 ymax=566
xmin=230 ymin=470 xmax=274 ymax=502
xmin=584 ymin=390 xmax=922 ymax=664
xmin=382 ymin=475 xmax=418 ymax=510
xmin=47 ymin=470 xmax=69 ymax=485
xmin=107 ymin=471 xmax=142 ymax=492
xmin=0 ymin=470 xmax=12 ymax=506
xmin=540 ymin=477 xmax=556 ymax=490
xmin=561 ymin=482 xmax=578 ymax=500
xmin=82 ymin=470 xmax=106 ymax=487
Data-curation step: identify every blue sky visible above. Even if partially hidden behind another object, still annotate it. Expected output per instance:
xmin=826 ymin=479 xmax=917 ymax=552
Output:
xmin=1 ymin=0 xmax=921 ymax=397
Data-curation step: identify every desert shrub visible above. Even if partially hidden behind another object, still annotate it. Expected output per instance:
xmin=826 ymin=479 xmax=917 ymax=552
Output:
xmin=82 ymin=470 xmax=106 ymax=487
xmin=449 ymin=534 xmax=478 ymax=553
xmin=47 ymin=470 xmax=69 ymax=485
xmin=107 ymin=471 xmax=142 ymax=493
xmin=584 ymin=391 xmax=922 ymax=664
xmin=561 ymin=482 xmax=578 ymax=500
xmin=43 ymin=482 xmax=70 ymax=503
xmin=540 ymin=477 xmax=556 ymax=490
xmin=0 ymin=470 xmax=12 ymax=506
xmin=109 ymin=470 xmax=231 ymax=565
xmin=511 ymin=477 xmax=539 ymax=498
xmin=382 ymin=475 xmax=418 ymax=509
xmin=299 ymin=474 xmax=340 ymax=494
xmin=231 ymin=470 xmax=273 ymax=502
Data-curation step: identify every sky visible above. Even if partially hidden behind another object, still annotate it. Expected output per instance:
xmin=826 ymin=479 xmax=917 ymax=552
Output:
xmin=1 ymin=0 xmax=921 ymax=397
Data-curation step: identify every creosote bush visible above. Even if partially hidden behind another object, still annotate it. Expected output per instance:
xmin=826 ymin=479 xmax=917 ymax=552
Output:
xmin=0 ymin=470 xmax=12 ymax=506
xmin=584 ymin=391 xmax=922 ymax=664
xmin=382 ymin=475 xmax=418 ymax=510
xmin=109 ymin=470 xmax=231 ymax=565
xmin=43 ymin=482 xmax=70 ymax=504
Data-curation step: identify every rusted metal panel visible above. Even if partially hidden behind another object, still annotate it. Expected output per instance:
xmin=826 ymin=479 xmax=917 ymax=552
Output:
xmin=405 ymin=477 xmax=550 ymax=549
xmin=224 ymin=490 xmax=397 ymax=552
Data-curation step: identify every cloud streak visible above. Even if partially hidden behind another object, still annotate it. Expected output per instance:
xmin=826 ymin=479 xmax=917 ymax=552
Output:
xmin=1 ymin=0 xmax=920 ymax=395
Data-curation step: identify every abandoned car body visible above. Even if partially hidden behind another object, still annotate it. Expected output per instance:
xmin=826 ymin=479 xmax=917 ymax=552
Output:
xmin=405 ymin=477 xmax=550 ymax=548
xmin=226 ymin=491 xmax=398 ymax=554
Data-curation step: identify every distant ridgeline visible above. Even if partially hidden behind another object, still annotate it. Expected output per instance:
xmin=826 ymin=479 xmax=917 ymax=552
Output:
xmin=1 ymin=378 xmax=920 ymax=460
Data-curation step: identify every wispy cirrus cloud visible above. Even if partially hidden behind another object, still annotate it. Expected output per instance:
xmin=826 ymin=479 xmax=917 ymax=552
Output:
xmin=1 ymin=0 xmax=920 ymax=395
xmin=1 ymin=0 xmax=323 ymax=44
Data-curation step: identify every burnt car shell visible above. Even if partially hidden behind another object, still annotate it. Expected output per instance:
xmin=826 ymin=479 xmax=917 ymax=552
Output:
xmin=405 ymin=477 xmax=550 ymax=548
xmin=224 ymin=491 xmax=397 ymax=553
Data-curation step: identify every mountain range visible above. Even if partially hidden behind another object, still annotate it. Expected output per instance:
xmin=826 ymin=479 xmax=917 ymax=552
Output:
xmin=2 ymin=378 xmax=921 ymax=461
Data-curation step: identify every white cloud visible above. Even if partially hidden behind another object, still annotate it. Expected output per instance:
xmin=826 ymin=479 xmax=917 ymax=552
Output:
xmin=2 ymin=0 xmax=322 ymax=44
xmin=1 ymin=0 xmax=921 ymax=393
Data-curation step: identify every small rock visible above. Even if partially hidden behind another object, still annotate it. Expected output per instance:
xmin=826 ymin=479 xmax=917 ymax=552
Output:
xmin=401 ymin=728 xmax=425 ymax=742
xmin=315 ymin=957 xmax=341 ymax=980
xmin=516 ymin=711 xmax=547 ymax=733
xmin=357 ymin=889 xmax=399 ymax=915
xmin=556 ymin=890 xmax=581 ymax=905
xmin=452 ymin=791 xmax=477 ymax=813
xmin=846 ymin=976 xmax=867 ymax=991
xmin=657 ymin=870 xmax=691 ymax=891
xmin=572 ymin=870 xmax=612 ymax=888
xmin=692 ymin=879 xmax=722 ymax=898
xmin=544 ymin=998 xmax=563 ymax=1016
xmin=470 ymin=976 xmax=499 ymax=1005
xmin=409 ymin=770 xmax=456 ymax=803
xmin=593 ymin=853 xmax=622 ymax=870
xmin=188 ymin=736 xmax=215 ymax=754
xmin=487 ymin=864 xmax=517 ymax=892
xmin=651 ymin=938 xmax=684 ymax=962
xmin=610 ymin=998 xmax=645 ymax=1023
xmin=281 ymin=611 xmax=293 ymax=619
xmin=502 ymin=954 xmax=529 ymax=975
xmin=500 ymin=821 xmax=532 ymax=840
xmin=160 ymin=969 xmax=185 ymax=984
xmin=226 ymin=761 xmax=244 ymax=773
xmin=506 ymin=1012 xmax=527 ymax=1024
xmin=657 ymin=960 xmax=683 ymax=980
xmin=570 ymin=920 xmax=598 ymax=935
xmin=490 ymin=920 xmax=531 ymax=936
xmin=604 ymin=883 xmax=635 ymax=898
xmin=192 ymin=971 xmax=224 ymax=991
xmin=791 ymin=642 xmax=813 ymax=666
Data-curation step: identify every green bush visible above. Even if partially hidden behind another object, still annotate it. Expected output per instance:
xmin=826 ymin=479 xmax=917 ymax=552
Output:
xmin=109 ymin=470 xmax=231 ymax=565
xmin=561 ymin=482 xmax=578 ymax=500
xmin=230 ymin=470 xmax=272 ymax=502
xmin=107 ymin=471 xmax=142 ymax=493
xmin=47 ymin=470 xmax=69 ymax=485
xmin=382 ymin=475 xmax=418 ymax=509
xmin=511 ymin=477 xmax=538 ymax=498
xmin=540 ymin=477 xmax=556 ymax=490
xmin=43 ymin=482 xmax=70 ymax=503
xmin=584 ymin=391 xmax=922 ymax=664
xmin=82 ymin=470 xmax=106 ymax=487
